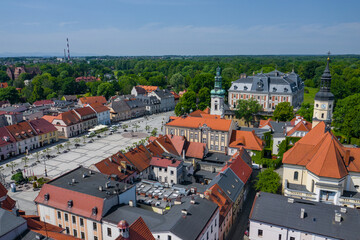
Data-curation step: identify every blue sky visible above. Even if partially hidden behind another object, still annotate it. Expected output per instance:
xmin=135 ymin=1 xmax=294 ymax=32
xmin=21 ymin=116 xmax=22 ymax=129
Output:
xmin=0 ymin=0 xmax=359 ymax=56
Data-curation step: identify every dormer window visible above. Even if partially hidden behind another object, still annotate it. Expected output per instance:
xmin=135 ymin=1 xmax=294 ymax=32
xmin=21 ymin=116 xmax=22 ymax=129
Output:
xmin=92 ymin=206 xmax=98 ymax=215
xmin=44 ymin=193 xmax=50 ymax=201
xmin=244 ymin=86 xmax=248 ymax=91
xmin=284 ymin=88 xmax=288 ymax=92
xmin=68 ymin=200 xmax=73 ymax=208
xmin=234 ymin=85 xmax=238 ymax=90
xmin=273 ymin=87 xmax=277 ymax=92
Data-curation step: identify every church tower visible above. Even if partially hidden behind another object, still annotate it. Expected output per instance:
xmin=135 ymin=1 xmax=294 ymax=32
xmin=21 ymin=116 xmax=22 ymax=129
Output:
xmin=312 ymin=56 xmax=334 ymax=128
xmin=210 ymin=67 xmax=226 ymax=117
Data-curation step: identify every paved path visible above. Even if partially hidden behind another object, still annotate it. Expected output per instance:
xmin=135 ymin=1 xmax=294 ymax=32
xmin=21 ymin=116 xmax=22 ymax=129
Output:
xmin=4 ymin=111 xmax=174 ymax=214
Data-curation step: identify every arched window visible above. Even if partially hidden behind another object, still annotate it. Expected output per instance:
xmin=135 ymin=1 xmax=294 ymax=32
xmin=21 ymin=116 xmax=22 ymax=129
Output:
xmin=311 ymin=180 xmax=315 ymax=192
xmin=293 ymin=171 xmax=299 ymax=181
xmin=321 ymin=113 xmax=324 ymax=118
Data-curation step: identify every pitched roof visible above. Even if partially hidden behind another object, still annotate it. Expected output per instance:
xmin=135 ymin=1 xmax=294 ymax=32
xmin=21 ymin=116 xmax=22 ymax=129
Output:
xmin=74 ymin=107 xmax=96 ymax=117
xmin=75 ymin=76 xmax=101 ymax=82
xmin=147 ymin=135 xmax=181 ymax=157
xmin=33 ymin=100 xmax=54 ymax=106
xmin=220 ymin=148 xmax=253 ymax=184
xmin=5 ymin=121 xmax=37 ymax=140
xmin=95 ymin=152 xmax=136 ymax=181
xmin=41 ymin=115 xmax=57 ymax=124
xmin=228 ymin=130 xmax=264 ymax=151
xmin=170 ymin=91 xmax=180 ymax=100
xmin=58 ymin=111 xmax=82 ymax=126
xmin=29 ymin=118 xmax=57 ymax=134
xmin=259 ymin=118 xmax=273 ymax=128
xmin=0 ymin=208 xmax=27 ymax=237
xmin=150 ymin=157 xmax=181 ymax=168
xmin=185 ymin=142 xmax=206 ymax=159
xmin=0 ymin=126 xmax=16 ymax=147
xmin=287 ymin=117 xmax=312 ymax=136
xmin=0 ymin=82 xmax=8 ymax=88
xmin=116 ymin=217 xmax=155 ymax=240
xmin=166 ymin=116 xmax=232 ymax=132
xmin=79 ymin=96 xmax=107 ymax=105
xmin=0 ymin=183 xmax=16 ymax=210
xmin=283 ymin=122 xmax=360 ymax=178
xmin=137 ymin=85 xmax=158 ymax=94
xmin=124 ymin=145 xmax=152 ymax=172
xmin=89 ymin=103 xmax=110 ymax=113
xmin=207 ymin=184 xmax=232 ymax=226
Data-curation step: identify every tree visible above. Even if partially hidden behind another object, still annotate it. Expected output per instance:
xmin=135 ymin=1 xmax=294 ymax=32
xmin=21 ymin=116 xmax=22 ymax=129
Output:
xmin=197 ymin=87 xmax=211 ymax=110
xmin=6 ymin=162 xmax=18 ymax=173
xmin=132 ymin=123 xmax=140 ymax=132
xmin=145 ymin=125 xmax=150 ymax=133
xmin=273 ymin=102 xmax=294 ymax=121
xmin=254 ymin=168 xmax=281 ymax=194
xmin=65 ymin=140 xmax=71 ymax=150
xmin=22 ymin=156 xmax=29 ymax=168
xmin=151 ymin=128 xmax=158 ymax=137
xmin=169 ymin=73 xmax=185 ymax=91
xmin=0 ymin=87 xmax=20 ymax=104
xmin=0 ymin=71 xmax=10 ymax=82
xmin=296 ymin=103 xmax=313 ymax=122
xmin=333 ymin=93 xmax=360 ymax=138
xmin=235 ymin=98 xmax=262 ymax=127
xmin=55 ymin=144 xmax=63 ymax=154
xmin=122 ymin=124 xmax=128 ymax=131
xmin=175 ymin=90 xmax=197 ymax=116
xmin=97 ymin=82 xmax=115 ymax=99
xmin=34 ymin=151 xmax=41 ymax=163
xmin=74 ymin=138 xmax=81 ymax=147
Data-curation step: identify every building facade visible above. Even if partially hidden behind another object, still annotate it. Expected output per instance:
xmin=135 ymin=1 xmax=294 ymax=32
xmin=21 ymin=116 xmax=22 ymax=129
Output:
xmin=228 ymin=70 xmax=304 ymax=112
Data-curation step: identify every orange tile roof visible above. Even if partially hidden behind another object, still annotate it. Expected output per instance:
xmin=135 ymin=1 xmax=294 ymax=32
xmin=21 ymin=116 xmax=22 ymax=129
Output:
xmin=228 ymin=130 xmax=264 ymax=151
xmin=259 ymin=118 xmax=273 ymax=128
xmin=283 ymin=122 xmax=360 ymax=178
xmin=0 ymin=82 xmax=8 ymax=88
xmin=124 ymin=145 xmax=152 ymax=172
xmin=60 ymin=111 xmax=82 ymax=126
xmin=5 ymin=121 xmax=37 ymax=140
xmin=150 ymin=157 xmax=181 ymax=168
xmin=188 ymin=109 xmax=207 ymax=117
xmin=166 ymin=134 xmax=185 ymax=155
xmin=170 ymin=91 xmax=180 ymax=100
xmin=154 ymin=135 xmax=181 ymax=156
xmin=74 ymin=107 xmax=96 ymax=117
xmin=287 ymin=120 xmax=312 ymax=137
xmin=185 ymin=142 xmax=206 ymax=159
xmin=116 ymin=217 xmax=155 ymax=240
xmin=89 ymin=103 xmax=110 ymax=113
xmin=79 ymin=96 xmax=107 ymax=105
xmin=137 ymin=85 xmax=158 ymax=94
xmin=166 ymin=116 xmax=232 ymax=132
xmin=207 ymin=184 xmax=232 ymax=226
xmin=42 ymin=115 xmax=57 ymax=124
xmin=34 ymin=184 xmax=104 ymax=221
xmin=0 ymin=183 xmax=16 ymax=210
xmin=95 ymin=152 xmax=136 ymax=181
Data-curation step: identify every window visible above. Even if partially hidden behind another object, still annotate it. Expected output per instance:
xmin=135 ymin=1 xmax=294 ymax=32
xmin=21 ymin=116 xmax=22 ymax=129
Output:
xmin=180 ymin=130 xmax=184 ymax=136
xmin=211 ymin=225 xmax=213 ymax=233
xmin=72 ymin=216 xmax=76 ymax=224
xmin=57 ymin=211 xmax=61 ymax=219
xmin=293 ymin=171 xmax=299 ymax=181
xmin=215 ymin=135 xmax=219 ymax=141
xmin=93 ymin=222 xmax=97 ymax=231
xmin=215 ymin=145 xmax=219 ymax=150
xmin=73 ymin=229 xmax=78 ymax=237
xmin=195 ymin=133 xmax=198 ymax=139
xmin=203 ymin=138 xmax=207 ymax=143
xmin=258 ymin=229 xmax=263 ymax=237
xmin=279 ymin=234 xmax=282 ymax=240
xmin=94 ymin=237 xmax=98 ymax=240
xmin=221 ymin=146 xmax=224 ymax=151
xmin=159 ymin=167 xmax=162 ymax=171
xmin=107 ymin=228 xmax=112 ymax=237
xmin=59 ymin=224 xmax=62 ymax=228
xmin=81 ymin=232 xmax=85 ymax=239
xmin=190 ymin=133 xmax=193 ymax=139
xmin=66 ymin=227 xmax=70 ymax=234
xmin=210 ymin=145 xmax=214 ymax=150
xmin=321 ymin=113 xmax=324 ymax=118
xmin=221 ymin=136 xmax=225 ymax=142
xmin=168 ymin=236 xmax=172 ymax=240
xmin=65 ymin=213 xmax=68 ymax=222
xmin=290 ymin=237 xmax=295 ymax=240
xmin=170 ymin=170 xmax=174 ymax=175
xmin=215 ymin=219 xmax=217 ymax=227
xmin=80 ymin=218 xmax=84 ymax=226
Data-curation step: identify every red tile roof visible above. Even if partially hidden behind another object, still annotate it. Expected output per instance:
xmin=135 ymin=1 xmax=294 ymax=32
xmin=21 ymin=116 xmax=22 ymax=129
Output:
xmin=166 ymin=116 xmax=232 ymax=132
xmin=75 ymin=76 xmax=101 ymax=82
xmin=0 ymin=126 xmax=16 ymax=147
xmin=59 ymin=111 xmax=82 ymax=126
xmin=5 ymin=121 xmax=37 ymax=140
xmin=79 ymin=96 xmax=107 ymax=105
xmin=220 ymin=148 xmax=253 ymax=184
xmin=33 ymin=100 xmax=54 ymax=106
xmin=185 ymin=142 xmax=206 ymax=159
xmin=124 ymin=145 xmax=152 ymax=172
xmin=116 ymin=217 xmax=155 ymax=240
xmin=34 ymin=184 xmax=104 ymax=221
xmin=147 ymin=135 xmax=181 ymax=157
xmin=150 ymin=157 xmax=181 ymax=168
xmin=74 ymin=107 xmax=96 ymax=117
xmin=29 ymin=118 xmax=57 ymax=134
xmin=170 ymin=91 xmax=180 ymax=100
xmin=287 ymin=120 xmax=312 ymax=136
xmin=89 ymin=103 xmax=110 ymax=113
xmin=95 ymin=152 xmax=136 ymax=181
xmin=0 ymin=183 xmax=16 ymax=210
xmin=228 ymin=130 xmax=264 ymax=151
xmin=259 ymin=118 xmax=273 ymax=128
xmin=283 ymin=122 xmax=360 ymax=178
xmin=0 ymin=82 xmax=8 ymax=88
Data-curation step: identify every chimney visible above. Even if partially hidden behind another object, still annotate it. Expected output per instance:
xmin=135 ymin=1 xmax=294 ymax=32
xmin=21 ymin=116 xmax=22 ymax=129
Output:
xmin=181 ymin=209 xmax=188 ymax=218
xmin=89 ymin=170 xmax=93 ymax=175
xmin=300 ymin=208 xmax=305 ymax=219
xmin=288 ymin=198 xmax=294 ymax=203
xmin=183 ymin=149 xmax=185 ymax=160
xmin=99 ymin=186 xmax=103 ymax=191
xmin=72 ymin=178 xmax=76 ymax=184
xmin=190 ymin=197 xmax=196 ymax=205
xmin=12 ymin=207 xmax=20 ymax=217
xmin=82 ymin=173 xmax=87 ymax=178
xmin=340 ymin=207 xmax=347 ymax=214
xmin=344 ymin=150 xmax=351 ymax=166
xmin=129 ymin=200 xmax=134 ymax=207
xmin=335 ymin=212 xmax=342 ymax=223
xmin=105 ymin=181 xmax=111 ymax=189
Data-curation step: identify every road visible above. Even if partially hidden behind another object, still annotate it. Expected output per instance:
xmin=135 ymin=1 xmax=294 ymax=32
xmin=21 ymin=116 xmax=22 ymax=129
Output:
xmin=226 ymin=169 xmax=259 ymax=240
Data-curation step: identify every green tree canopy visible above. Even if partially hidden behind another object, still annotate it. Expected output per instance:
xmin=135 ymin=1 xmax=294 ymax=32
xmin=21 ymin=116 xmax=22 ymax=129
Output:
xmin=254 ymin=168 xmax=281 ymax=194
xmin=273 ymin=102 xmax=294 ymax=121
xmin=175 ymin=90 xmax=197 ymax=116
xmin=296 ymin=103 xmax=313 ymax=122
xmin=197 ymin=87 xmax=210 ymax=110
xmin=97 ymin=82 xmax=115 ymax=99
xmin=169 ymin=73 xmax=185 ymax=92
xmin=0 ymin=86 xmax=20 ymax=104
xmin=333 ymin=93 xmax=360 ymax=138
xmin=235 ymin=98 xmax=262 ymax=126
xmin=0 ymin=71 xmax=10 ymax=82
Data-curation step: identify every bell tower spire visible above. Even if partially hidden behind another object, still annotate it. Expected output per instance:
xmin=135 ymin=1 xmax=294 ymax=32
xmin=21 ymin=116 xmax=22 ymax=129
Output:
xmin=312 ymin=53 xmax=335 ymax=128
xmin=210 ymin=67 xmax=226 ymax=117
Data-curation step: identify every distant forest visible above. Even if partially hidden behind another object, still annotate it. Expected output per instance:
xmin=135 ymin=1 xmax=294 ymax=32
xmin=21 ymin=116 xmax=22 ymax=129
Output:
xmin=0 ymin=55 xmax=359 ymax=139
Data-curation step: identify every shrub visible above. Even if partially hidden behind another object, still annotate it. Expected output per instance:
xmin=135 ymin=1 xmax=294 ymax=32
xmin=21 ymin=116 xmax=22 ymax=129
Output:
xmin=11 ymin=172 xmax=25 ymax=184
xmin=33 ymin=182 xmax=37 ymax=189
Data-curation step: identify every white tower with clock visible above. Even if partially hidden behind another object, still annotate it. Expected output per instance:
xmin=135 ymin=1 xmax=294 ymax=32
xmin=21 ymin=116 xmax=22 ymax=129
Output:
xmin=312 ymin=56 xmax=334 ymax=128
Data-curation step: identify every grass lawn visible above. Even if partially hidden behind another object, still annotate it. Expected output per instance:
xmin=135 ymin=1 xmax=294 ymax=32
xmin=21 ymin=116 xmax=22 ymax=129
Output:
xmin=303 ymin=87 xmax=319 ymax=105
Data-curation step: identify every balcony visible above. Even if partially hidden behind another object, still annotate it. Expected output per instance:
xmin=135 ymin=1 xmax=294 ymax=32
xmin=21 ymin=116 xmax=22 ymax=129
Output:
xmin=339 ymin=191 xmax=360 ymax=208
xmin=283 ymin=180 xmax=316 ymax=201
